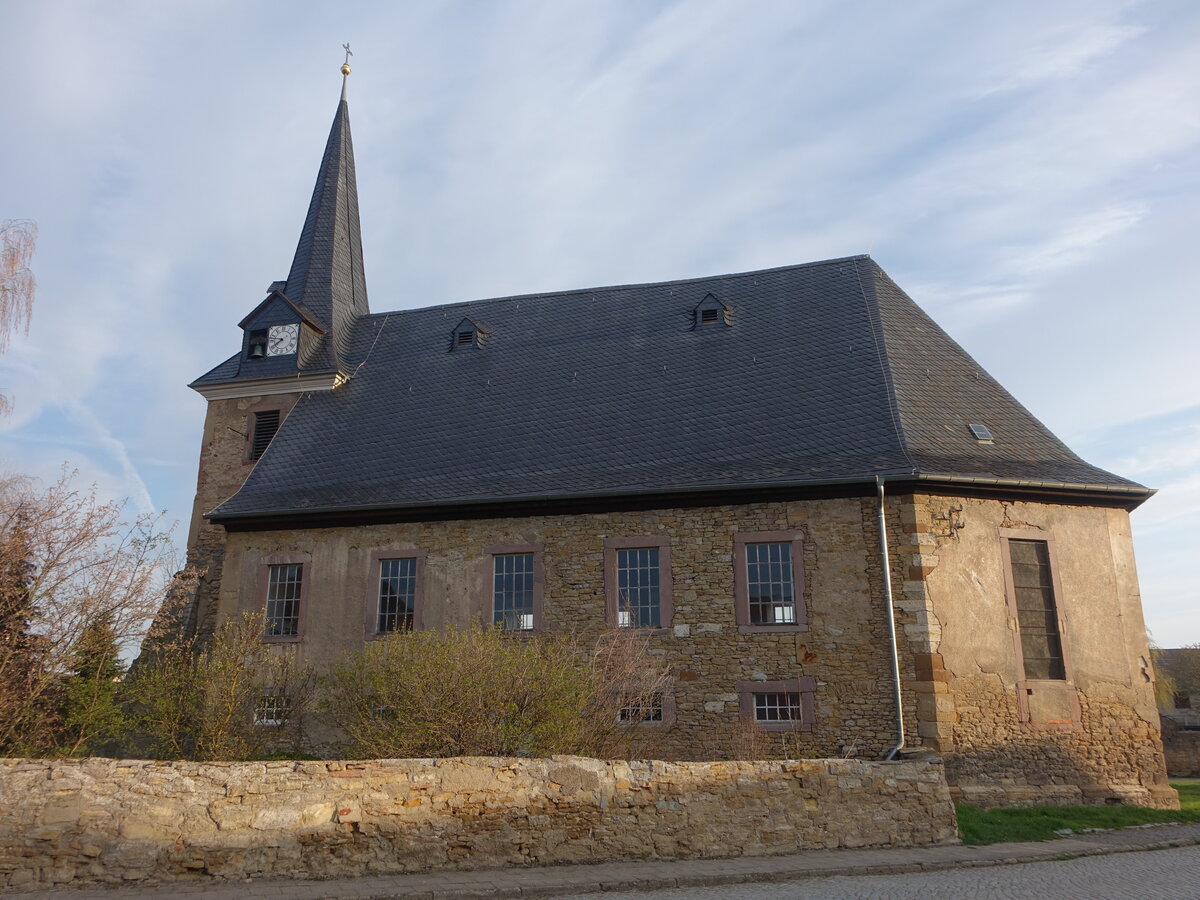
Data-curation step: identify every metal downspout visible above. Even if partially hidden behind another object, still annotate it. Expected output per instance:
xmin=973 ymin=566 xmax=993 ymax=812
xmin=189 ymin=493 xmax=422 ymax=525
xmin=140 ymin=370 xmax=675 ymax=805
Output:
xmin=878 ymin=476 xmax=905 ymax=761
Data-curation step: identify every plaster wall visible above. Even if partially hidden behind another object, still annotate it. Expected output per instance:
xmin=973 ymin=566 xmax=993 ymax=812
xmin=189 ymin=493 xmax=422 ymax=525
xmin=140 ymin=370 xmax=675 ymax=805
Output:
xmin=903 ymin=494 xmax=1174 ymax=808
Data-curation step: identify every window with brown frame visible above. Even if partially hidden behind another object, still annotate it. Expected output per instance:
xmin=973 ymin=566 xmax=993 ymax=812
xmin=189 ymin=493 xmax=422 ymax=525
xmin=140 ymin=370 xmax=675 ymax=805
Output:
xmin=487 ymin=546 xmax=544 ymax=631
xmin=259 ymin=552 xmax=308 ymax=642
xmin=735 ymin=676 xmax=816 ymax=732
xmin=264 ymin=563 xmax=302 ymax=637
xmin=376 ymin=558 xmax=417 ymax=633
xmin=1006 ymin=539 xmax=1066 ymax=681
xmin=733 ymin=531 xmax=807 ymax=633
xmin=364 ymin=549 xmax=427 ymax=639
xmin=604 ymin=536 xmax=672 ymax=630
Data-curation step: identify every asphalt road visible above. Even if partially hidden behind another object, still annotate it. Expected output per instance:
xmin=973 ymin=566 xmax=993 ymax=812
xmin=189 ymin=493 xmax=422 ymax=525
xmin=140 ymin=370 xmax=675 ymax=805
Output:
xmin=563 ymin=844 xmax=1200 ymax=899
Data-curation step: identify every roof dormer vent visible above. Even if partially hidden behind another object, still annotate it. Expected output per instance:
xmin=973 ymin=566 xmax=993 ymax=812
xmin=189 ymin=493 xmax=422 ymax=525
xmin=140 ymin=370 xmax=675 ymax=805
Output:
xmin=693 ymin=293 xmax=731 ymax=329
xmin=451 ymin=317 xmax=488 ymax=351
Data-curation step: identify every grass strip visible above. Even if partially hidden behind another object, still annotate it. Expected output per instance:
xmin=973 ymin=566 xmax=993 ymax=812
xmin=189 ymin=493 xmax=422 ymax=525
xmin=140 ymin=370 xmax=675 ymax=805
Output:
xmin=956 ymin=781 xmax=1200 ymax=845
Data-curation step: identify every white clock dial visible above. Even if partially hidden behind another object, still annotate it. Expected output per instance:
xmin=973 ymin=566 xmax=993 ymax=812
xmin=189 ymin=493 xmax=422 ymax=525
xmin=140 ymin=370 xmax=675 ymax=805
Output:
xmin=266 ymin=323 xmax=299 ymax=356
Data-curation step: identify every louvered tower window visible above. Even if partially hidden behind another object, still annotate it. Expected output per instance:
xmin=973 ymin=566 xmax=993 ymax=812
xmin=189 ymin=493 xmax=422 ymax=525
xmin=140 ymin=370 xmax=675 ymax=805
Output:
xmin=251 ymin=410 xmax=281 ymax=460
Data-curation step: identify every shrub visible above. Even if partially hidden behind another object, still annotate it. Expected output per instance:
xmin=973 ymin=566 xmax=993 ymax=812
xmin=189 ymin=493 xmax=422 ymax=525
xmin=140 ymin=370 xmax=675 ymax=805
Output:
xmin=321 ymin=623 xmax=669 ymax=759
xmin=126 ymin=611 xmax=315 ymax=760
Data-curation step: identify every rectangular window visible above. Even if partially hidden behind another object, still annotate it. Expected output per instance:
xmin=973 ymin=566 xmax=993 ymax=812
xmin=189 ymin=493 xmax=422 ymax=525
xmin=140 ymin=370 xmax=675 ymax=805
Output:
xmin=616 ymin=547 xmax=661 ymax=628
xmin=1175 ymin=692 xmax=1192 ymax=710
xmin=265 ymin=563 xmax=302 ymax=637
xmin=604 ymin=536 xmax=672 ymax=630
xmin=250 ymin=409 xmax=281 ymax=461
xmin=493 ymin=552 xmax=535 ymax=630
xmin=618 ymin=693 xmax=665 ymax=723
xmin=736 ymin=678 xmax=816 ymax=733
xmin=254 ymin=695 xmax=289 ymax=727
xmin=734 ymin=532 xmax=806 ymax=633
xmin=1008 ymin=539 xmax=1066 ymax=681
xmin=746 ymin=542 xmax=796 ymax=625
xmin=376 ymin=557 xmax=416 ymax=633
xmin=753 ymin=692 xmax=801 ymax=723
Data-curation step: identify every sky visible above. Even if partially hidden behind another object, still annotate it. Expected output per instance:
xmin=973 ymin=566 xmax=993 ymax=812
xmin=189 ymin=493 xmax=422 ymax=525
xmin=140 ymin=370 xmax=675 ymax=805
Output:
xmin=0 ymin=0 xmax=1197 ymax=643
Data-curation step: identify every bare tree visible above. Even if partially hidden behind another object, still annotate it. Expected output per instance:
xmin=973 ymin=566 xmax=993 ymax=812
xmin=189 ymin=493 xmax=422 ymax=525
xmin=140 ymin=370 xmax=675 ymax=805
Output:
xmin=0 ymin=219 xmax=35 ymax=352
xmin=0 ymin=469 xmax=178 ymax=754
xmin=0 ymin=219 xmax=36 ymax=416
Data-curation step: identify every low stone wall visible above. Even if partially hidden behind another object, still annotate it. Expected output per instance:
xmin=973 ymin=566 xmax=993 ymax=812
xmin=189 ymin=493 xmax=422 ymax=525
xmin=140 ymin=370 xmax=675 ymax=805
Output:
xmin=0 ymin=756 xmax=957 ymax=889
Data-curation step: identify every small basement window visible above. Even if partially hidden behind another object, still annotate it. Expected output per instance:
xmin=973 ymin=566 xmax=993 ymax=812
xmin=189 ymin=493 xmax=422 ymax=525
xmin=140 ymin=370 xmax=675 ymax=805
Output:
xmin=618 ymin=693 xmax=665 ymax=723
xmin=968 ymin=423 xmax=994 ymax=443
xmin=254 ymin=695 xmax=289 ymax=727
xmin=753 ymin=691 xmax=802 ymax=724
xmin=250 ymin=409 xmax=281 ymax=461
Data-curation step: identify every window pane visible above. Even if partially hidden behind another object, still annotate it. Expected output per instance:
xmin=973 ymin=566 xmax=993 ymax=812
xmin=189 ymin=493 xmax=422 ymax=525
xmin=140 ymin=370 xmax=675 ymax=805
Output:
xmin=377 ymin=557 xmax=416 ymax=633
xmin=619 ymin=693 xmax=665 ymax=723
xmin=616 ymin=547 xmax=661 ymax=628
xmin=746 ymin=542 xmax=796 ymax=625
xmin=265 ymin=563 xmax=301 ymax=636
xmin=493 ymin=553 xmax=535 ymax=630
xmin=753 ymin=692 xmax=802 ymax=723
xmin=254 ymin=695 xmax=288 ymax=727
xmin=1008 ymin=540 xmax=1066 ymax=680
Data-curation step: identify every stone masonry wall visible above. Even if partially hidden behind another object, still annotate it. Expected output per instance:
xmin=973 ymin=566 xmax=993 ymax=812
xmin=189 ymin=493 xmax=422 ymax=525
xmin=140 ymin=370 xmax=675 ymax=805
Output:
xmin=899 ymin=494 xmax=1176 ymax=810
xmin=1161 ymin=720 xmax=1200 ymax=778
xmin=183 ymin=393 xmax=299 ymax=641
xmin=218 ymin=497 xmax=901 ymax=760
xmin=0 ymin=756 xmax=957 ymax=890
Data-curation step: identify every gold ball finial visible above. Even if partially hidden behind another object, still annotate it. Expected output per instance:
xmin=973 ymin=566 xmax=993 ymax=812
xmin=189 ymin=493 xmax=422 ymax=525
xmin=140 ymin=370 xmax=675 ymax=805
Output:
xmin=341 ymin=63 xmax=352 ymax=76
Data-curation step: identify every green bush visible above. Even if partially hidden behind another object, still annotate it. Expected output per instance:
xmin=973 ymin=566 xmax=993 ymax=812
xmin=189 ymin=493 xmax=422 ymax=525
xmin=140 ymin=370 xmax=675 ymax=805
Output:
xmin=321 ymin=623 xmax=668 ymax=759
xmin=125 ymin=611 xmax=315 ymax=761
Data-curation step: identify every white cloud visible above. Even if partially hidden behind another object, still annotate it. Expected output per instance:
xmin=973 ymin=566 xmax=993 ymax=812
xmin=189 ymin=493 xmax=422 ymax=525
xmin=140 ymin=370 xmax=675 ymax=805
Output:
xmin=0 ymin=0 xmax=1198 ymax=638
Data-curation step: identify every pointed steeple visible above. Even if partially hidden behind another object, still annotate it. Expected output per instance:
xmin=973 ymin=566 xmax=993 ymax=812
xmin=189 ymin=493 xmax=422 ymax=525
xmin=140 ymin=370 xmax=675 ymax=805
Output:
xmin=283 ymin=58 xmax=369 ymax=370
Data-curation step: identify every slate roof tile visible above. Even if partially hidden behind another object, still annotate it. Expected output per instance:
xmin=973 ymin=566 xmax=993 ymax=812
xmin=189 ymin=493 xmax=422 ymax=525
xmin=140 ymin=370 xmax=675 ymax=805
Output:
xmin=207 ymin=255 xmax=1144 ymax=521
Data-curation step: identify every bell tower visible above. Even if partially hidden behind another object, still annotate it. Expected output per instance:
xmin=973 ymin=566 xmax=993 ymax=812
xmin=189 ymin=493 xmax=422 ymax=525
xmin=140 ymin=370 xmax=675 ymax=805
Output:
xmin=175 ymin=55 xmax=371 ymax=640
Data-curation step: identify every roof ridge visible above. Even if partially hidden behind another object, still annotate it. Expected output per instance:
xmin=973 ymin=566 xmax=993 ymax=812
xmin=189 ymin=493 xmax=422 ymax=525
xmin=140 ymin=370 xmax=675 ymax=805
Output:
xmin=354 ymin=254 xmax=874 ymax=321
xmin=854 ymin=257 xmax=918 ymax=477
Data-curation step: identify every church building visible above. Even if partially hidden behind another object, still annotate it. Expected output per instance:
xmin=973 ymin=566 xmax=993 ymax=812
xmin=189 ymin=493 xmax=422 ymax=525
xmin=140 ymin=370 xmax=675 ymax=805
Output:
xmin=182 ymin=67 xmax=1175 ymax=809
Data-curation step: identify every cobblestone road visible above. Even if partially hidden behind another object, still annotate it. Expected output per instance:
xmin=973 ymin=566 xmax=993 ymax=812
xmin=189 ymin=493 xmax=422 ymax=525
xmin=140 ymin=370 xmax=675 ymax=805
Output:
xmin=565 ymin=845 xmax=1200 ymax=899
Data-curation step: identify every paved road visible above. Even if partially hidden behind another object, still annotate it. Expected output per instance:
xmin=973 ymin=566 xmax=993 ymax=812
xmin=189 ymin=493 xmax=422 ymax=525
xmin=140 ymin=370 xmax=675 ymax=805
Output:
xmin=565 ymin=845 xmax=1200 ymax=899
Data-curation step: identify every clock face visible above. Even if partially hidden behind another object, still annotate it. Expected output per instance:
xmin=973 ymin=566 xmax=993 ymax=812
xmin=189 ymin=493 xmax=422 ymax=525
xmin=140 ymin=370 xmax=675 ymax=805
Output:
xmin=266 ymin=323 xmax=299 ymax=356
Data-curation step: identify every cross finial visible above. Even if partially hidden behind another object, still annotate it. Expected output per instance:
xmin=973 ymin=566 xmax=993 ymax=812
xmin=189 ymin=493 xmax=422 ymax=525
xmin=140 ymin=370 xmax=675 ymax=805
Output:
xmin=340 ymin=43 xmax=353 ymax=99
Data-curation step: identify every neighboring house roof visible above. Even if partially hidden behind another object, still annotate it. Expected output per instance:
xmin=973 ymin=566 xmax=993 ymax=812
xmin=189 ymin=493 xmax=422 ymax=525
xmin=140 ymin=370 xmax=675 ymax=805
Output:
xmin=207 ymin=254 xmax=1148 ymax=523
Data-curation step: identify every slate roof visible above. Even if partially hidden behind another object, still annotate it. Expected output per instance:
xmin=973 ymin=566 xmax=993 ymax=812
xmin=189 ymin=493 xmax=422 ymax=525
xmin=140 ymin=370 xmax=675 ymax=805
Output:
xmin=207 ymin=255 xmax=1148 ymax=522
xmin=191 ymin=92 xmax=368 ymax=391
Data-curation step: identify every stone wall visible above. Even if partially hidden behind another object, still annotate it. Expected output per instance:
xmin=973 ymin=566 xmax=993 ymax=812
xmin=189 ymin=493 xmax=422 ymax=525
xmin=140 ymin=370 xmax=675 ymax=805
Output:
xmin=183 ymin=392 xmax=300 ymax=641
xmin=1161 ymin=720 xmax=1200 ymax=778
xmin=900 ymin=494 xmax=1176 ymax=810
xmin=218 ymin=496 xmax=901 ymax=760
xmin=0 ymin=756 xmax=957 ymax=890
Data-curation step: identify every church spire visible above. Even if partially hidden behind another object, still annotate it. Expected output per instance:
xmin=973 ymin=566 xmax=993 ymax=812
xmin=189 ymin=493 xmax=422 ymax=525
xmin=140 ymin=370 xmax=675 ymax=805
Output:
xmin=283 ymin=50 xmax=369 ymax=370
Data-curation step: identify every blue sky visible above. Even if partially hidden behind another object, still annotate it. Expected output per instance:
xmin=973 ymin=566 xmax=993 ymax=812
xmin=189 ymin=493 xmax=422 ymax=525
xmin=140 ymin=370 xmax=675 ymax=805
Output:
xmin=1 ymin=0 xmax=1197 ymax=643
